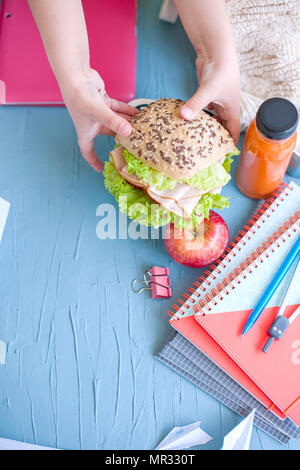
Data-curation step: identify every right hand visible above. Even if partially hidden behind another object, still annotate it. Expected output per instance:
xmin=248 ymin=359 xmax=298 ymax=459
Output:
xmin=60 ymin=68 xmax=138 ymax=172
xmin=181 ymin=56 xmax=240 ymax=145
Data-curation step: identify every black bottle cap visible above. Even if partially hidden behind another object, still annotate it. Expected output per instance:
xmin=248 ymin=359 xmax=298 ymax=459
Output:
xmin=256 ymin=97 xmax=299 ymax=140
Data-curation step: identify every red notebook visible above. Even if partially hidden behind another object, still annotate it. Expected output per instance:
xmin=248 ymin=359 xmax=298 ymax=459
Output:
xmin=0 ymin=0 xmax=136 ymax=105
xmin=170 ymin=315 xmax=286 ymax=419
xmin=168 ymin=183 xmax=300 ymax=425
xmin=196 ymin=304 xmax=300 ymax=427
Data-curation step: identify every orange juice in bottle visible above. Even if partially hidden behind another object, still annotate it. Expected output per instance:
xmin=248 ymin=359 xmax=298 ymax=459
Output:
xmin=236 ymin=98 xmax=298 ymax=199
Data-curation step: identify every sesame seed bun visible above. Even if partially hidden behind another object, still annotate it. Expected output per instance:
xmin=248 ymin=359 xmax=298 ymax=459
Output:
xmin=116 ymin=98 xmax=236 ymax=180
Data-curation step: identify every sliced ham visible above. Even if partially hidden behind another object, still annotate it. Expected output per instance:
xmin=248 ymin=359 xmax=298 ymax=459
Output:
xmin=110 ymin=146 xmax=126 ymax=173
xmin=110 ymin=145 xmax=217 ymax=218
xmin=147 ymin=185 xmax=206 ymax=218
xmin=110 ymin=147 xmax=145 ymax=189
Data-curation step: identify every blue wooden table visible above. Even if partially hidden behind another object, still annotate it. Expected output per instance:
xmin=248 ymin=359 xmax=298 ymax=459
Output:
xmin=0 ymin=1 xmax=299 ymax=450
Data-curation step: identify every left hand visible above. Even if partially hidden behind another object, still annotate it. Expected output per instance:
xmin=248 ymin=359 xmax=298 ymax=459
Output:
xmin=59 ymin=68 xmax=137 ymax=172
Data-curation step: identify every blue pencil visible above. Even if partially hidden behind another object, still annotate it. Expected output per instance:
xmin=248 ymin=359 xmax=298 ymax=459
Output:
xmin=242 ymin=234 xmax=300 ymax=335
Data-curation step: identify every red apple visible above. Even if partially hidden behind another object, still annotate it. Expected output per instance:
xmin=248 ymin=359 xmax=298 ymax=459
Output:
xmin=163 ymin=211 xmax=229 ymax=268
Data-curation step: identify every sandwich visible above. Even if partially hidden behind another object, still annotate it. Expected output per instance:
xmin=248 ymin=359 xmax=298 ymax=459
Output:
xmin=104 ymin=98 xmax=239 ymax=229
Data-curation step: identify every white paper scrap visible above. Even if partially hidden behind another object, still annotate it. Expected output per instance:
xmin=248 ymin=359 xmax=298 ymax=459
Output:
xmin=0 ymin=197 xmax=10 ymax=243
xmin=0 ymin=341 xmax=6 ymax=365
xmin=0 ymin=438 xmax=57 ymax=450
xmin=155 ymin=421 xmax=212 ymax=450
xmin=221 ymin=410 xmax=255 ymax=450
xmin=159 ymin=0 xmax=178 ymax=23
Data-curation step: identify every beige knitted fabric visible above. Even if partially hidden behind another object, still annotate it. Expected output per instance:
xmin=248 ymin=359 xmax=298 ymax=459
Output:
xmin=226 ymin=0 xmax=300 ymax=130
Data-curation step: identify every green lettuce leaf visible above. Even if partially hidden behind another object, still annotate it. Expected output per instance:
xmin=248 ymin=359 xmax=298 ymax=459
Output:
xmin=122 ymin=147 xmax=233 ymax=192
xmin=104 ymin=160 xmax=229 ymax=229
xmin=123 ymin=147 xmax=177 ymax=191
xmin=196 ymin=192 xmax=230 ymax=220
xmin=180 ymin=163 xmax=230 ymax=192
xmin=222 ymin=147 xmax=240 ymax=173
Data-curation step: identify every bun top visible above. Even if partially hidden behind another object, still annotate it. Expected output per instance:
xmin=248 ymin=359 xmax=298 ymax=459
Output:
xmin=116 ymin=98 xmax=236 ymax=180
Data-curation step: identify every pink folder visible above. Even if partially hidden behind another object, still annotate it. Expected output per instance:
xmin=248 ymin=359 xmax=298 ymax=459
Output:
xmin=0 ymin=0 xmax=137 ymax=105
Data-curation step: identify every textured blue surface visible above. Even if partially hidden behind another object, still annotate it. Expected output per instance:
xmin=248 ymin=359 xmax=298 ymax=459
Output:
xmin=0 ymin=0 xmax=299 ymax=450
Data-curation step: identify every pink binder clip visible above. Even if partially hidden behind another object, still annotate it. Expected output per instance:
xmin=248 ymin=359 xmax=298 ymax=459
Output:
xmin=131 ymin=267 xmax=172 ymax=299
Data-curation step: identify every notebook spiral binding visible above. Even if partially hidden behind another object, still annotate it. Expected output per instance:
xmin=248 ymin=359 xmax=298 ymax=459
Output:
xmin=168 ymin=183 xmax=300 ymax=319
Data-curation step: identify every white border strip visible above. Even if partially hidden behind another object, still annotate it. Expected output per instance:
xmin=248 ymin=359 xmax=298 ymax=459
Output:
xmin=0 ymin=438 xmax=56 ymax=450
xmin=0 ymin=340 xmax=6 ymax=365
xmin=0 ymin=197 xmax=10 ymax=242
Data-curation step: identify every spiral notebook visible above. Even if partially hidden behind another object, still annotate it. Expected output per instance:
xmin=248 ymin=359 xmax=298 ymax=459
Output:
xmin=156 ymin=332 xmax=300 ymax=444
xmin=157 ymin=182 xmax=300 ymax=443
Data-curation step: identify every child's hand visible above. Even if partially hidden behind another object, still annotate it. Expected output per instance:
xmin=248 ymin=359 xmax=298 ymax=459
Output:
xmin=60 ymin=68 xmax=138 ymax=172
xmin=173 ymin=0 xmax=240 ymax=144
xmin=181 ymin=56 xmax=240 ymax=144
xmin=28 ymin=0 xmax=138 ymax=172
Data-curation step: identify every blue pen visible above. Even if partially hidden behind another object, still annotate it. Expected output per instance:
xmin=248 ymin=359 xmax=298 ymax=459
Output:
xmin=242 ymin=234 xmax=300 ymax=335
